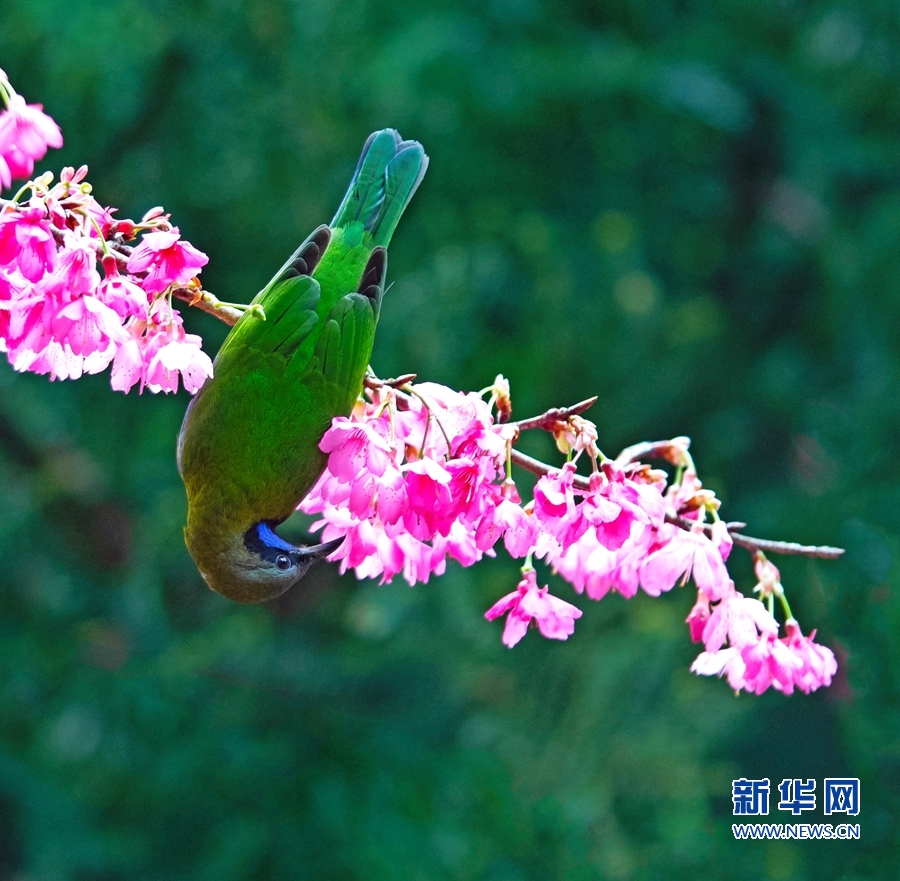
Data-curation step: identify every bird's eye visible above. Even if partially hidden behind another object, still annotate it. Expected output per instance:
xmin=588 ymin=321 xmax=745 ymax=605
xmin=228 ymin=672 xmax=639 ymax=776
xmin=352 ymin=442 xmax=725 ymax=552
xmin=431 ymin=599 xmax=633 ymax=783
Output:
xmin=275 ymin=554 xmax=292 ymax=571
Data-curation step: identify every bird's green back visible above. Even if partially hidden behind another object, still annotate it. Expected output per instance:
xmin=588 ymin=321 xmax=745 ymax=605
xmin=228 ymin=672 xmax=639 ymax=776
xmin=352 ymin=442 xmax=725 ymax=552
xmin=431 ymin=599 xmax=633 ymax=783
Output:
xmin=178 ymin=130 xmax=427 ymax=564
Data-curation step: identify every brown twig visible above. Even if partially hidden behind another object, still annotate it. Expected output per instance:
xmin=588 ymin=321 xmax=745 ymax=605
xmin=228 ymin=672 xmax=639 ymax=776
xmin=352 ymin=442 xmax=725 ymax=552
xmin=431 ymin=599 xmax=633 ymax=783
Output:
xmin=510 ymin=397 xmax=598 ymax=432
xmin=728 ymin=532 xmax=845 ymax=559
xmin=170 ymin=286 xmax=244 ymax=325
xmin=665 ymin=512 xmax=843 ymax=558
xmin=510 ymin=448 xmax=590 ymax=488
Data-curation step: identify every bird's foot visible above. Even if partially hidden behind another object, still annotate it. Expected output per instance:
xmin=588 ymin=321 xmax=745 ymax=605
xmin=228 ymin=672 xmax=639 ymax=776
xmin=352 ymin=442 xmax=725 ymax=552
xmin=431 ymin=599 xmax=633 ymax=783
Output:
xmin=364 ymin=370 xmax=417 ymax=391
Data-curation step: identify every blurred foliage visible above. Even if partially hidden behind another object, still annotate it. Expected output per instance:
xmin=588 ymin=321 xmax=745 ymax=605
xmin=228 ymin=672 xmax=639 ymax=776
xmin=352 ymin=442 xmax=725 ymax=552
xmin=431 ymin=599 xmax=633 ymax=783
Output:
xmin=0 ymin=0 xmax=898 ymax=878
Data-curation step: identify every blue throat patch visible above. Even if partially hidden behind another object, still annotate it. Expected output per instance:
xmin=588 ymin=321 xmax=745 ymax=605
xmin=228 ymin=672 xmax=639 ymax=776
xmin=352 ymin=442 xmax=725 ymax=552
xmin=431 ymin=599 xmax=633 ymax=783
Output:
xmin=255 ymin=522 xmax=297 ymax=552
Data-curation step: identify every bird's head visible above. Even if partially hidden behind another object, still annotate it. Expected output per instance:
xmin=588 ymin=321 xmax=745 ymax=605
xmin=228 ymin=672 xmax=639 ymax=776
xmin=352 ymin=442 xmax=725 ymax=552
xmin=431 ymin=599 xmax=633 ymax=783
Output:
xmin=187 ymin=520 xmax=343 ymax=604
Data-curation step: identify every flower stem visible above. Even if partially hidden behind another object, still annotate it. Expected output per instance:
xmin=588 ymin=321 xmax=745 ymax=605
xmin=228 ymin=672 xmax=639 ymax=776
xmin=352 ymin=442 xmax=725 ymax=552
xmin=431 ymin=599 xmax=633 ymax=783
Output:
xmin=402 ymin=384 xmax=454 ymax=457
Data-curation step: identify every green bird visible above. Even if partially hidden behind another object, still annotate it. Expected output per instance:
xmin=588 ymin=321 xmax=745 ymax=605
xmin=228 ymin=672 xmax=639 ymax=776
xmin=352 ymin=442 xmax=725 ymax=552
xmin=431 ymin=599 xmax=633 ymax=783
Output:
xmin=177 ymin=130 xmax=428 ymax=603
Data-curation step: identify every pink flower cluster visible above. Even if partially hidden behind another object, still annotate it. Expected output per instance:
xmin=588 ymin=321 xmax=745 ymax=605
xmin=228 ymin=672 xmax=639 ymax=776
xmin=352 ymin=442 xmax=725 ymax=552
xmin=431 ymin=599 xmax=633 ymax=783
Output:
xmin=301 ymin=380 xmax=837 ymax=693
xmin=536 ymin=463 xmax=733 ymax=601
xmin=301 ymin=382 xmax=512 ymax=584
xmin=0 ymin=72 xmax=212 ymax=393
xmin=688 ymin=557 xmax=837 ymax=695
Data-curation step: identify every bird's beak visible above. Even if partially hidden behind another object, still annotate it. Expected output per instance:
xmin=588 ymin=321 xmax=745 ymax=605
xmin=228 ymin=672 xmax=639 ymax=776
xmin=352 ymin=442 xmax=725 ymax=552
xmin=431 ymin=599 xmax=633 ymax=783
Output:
xmin=298 ymin=535 xmax=345 ymax=562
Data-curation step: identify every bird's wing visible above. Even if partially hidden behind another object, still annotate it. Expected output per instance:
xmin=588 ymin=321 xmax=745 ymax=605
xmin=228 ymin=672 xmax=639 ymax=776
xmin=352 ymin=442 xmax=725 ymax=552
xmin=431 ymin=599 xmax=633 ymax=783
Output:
xmin=215 ymin=273 xmax=322 ymax=362
xmin=313 ymin=292 xmax=377 ymax=396
xmin=311 ymin=247 xmax=386 ymax=395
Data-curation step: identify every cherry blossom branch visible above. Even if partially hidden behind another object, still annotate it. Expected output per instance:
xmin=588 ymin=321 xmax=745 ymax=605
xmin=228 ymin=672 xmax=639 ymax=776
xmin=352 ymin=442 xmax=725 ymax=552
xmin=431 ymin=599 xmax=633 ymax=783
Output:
xmin=510 ymin=447 xmax=845 ymax=559
xmin=510 ymin=396 xmax=598 ymax=432
xmin=666 ymin=512 xmax=844 ymax=558
xmin=726 ymin=531 xmax=844 ymax=559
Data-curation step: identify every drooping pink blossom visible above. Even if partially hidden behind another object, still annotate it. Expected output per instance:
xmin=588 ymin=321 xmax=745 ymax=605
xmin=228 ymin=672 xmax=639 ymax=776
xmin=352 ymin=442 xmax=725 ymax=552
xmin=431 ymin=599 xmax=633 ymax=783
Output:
xmin=143 ymin=319 xmax=213 ymax=394
xmin=691 ymin=611 xmax=836 ymax=696
xmin=109 ymin=328 xmax=146 ymax=393
xmin=639 ymin=523 xmax=731 ymax=599
xmin=532 ymin=463 xmax=588 ymax=551
xmin=485 ymin=569 xmax=583 ymax=647
xmin=739 ymin=632 xmax=803 ymax=695
xmin=781 ymin=621 xmax=838 ymax=694
xmin=126 ymin=228 xmax=208 ymax=293
xmin=690 ymin=647 xmax=746 ymax=691
xmin=108 ymin=315 xmax=212 ymax=394
xmin=41 ymin=239 xmax=101 ymax=300
xmin=686 ymin=591 xmax=711 ymax=642
xmin=0 ymin=92 xmax=63 ymax=185
xmin=402 ymin=456 xmax=455 ymax=540
xmin=474 ymin=481 xmax=538 ymax=557
xmin=700 ymin=589 xmax=778 ymax=654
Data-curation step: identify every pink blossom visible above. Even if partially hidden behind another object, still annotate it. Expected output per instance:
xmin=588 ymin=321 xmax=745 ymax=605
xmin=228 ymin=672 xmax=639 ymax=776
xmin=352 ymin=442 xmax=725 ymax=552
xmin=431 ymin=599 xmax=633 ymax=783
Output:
xmin=532 ymin=464 xmax=588 ymax=550
xmin=110 ymin=330 xmax=145 ymax=393
xmin=443 ymin=457 xmax=489 ymax=523
xmin=700 ymin=589 xmax=778 ymax=653
xmin=689 ymin=588 xmax=791 ymax=693
xmin=110 ymin=317 xmax=212 ymax=394
xmin=309 ymin=511 xmax=447 ymax=587
xmin=126 ymin=229 xmax=208 ymax=293
xmin=375 ymin=465 xmax=408 ymax=525
xmin=691 ymin=614 xmax=836 ymax=695
xmin=474 ymin=482 xmax=538 ymax=557
xmin=686 ymin=591 xmax=711 ymax=642
xmin=551 ymin=524 xmax=653 ymax=601
xmin=402 ymin=456 xmax=454 ymax=539
xmin=639 ymin=524 xmax=731 ymax=599
xmin=320 ymin=417 xmax=393 ymax=482
xmin=781 ymin=621 xmax=838 ymax=694
xmin=690 ymin=647 xmax=747 ymax=691
xmin=0 ymin=204 xmax=57 ymax=280
xmin=14 ymin=339 xmax=89 ymax=381
xmin=2 ymin=265 xmax=122 ymax=380
xmin=0 ymin=92 xmax=62 ymax=185
xmin=51 ymin=294 xmax=126 ymax=356
xmin=42 ymin=240 xmax=100 ymax=300
xmin=98 ymin=258 xmax=150 ymax=319
xmin=143 ymin=321 xmax=213 ymax=393
xmin=739 ymin=633 xmax=803 ymax=694
xmin=582 ymin=467 xmax=665 ymax=551
xmin=485 ymin=569 xmax=583 ymax=647
xmin=433 ymin=519 xmax=486 ymax=569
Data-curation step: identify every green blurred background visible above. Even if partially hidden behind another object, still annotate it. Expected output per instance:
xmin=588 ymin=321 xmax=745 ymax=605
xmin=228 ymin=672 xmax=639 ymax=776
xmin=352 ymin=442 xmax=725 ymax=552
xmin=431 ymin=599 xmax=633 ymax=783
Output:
xmin=0 ymin=1 xmax=897 ymax=878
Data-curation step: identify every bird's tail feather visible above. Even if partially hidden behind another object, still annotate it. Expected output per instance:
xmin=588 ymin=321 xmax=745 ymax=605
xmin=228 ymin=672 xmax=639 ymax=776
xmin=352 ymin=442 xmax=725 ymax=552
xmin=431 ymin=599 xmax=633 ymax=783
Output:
xmin=330 ymin=129 xmax=428 ymax=248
